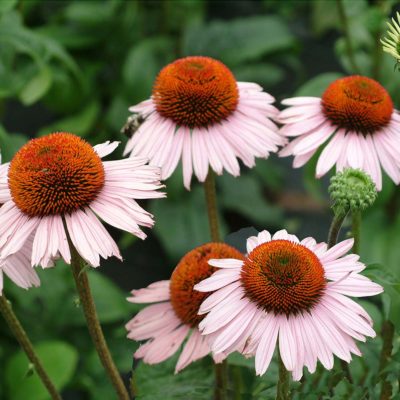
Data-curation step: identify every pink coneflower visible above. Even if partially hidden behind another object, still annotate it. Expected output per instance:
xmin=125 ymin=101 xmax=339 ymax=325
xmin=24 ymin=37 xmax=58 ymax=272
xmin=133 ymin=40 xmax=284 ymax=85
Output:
xmin=195 ymin=230 xmax=383 ymax=380
xmin=126 ymin=243 xmax=244 ymax=372
xmin=0 ymin=132 xmax=164 ymax=268
xmin=124 ymin=56 xmax=284 ymax=189
xmin=279 ymin=75 xmax=400 ymax=190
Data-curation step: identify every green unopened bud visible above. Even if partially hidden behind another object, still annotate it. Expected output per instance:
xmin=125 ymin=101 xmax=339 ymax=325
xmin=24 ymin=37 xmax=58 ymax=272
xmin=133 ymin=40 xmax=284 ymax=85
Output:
xmin=329 ymin=168 xmax=377 ymax=216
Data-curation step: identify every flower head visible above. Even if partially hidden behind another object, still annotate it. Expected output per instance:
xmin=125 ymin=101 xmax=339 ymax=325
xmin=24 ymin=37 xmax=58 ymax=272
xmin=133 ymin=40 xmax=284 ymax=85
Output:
xmin=126 ymin=242 xmax=244 ymax=373
xmin=0 ymin=132 xmax=165 ymax=268
xmin=124 ymin=56 xmax=284 ymax=189
xmin=329 ymin=168 xmax=377 ymax=216
xmin=195 ymin=230 xmax=383 ymax=380
xmin=381 ymin=12 xmax=400 ymax=61
xmin=279 ymin=75 xmax=400 ymax=190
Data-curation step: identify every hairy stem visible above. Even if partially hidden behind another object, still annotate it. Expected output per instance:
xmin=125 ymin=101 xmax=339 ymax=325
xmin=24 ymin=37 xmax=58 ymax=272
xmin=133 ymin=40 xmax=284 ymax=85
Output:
xmin=276 ymin=352 xmax=290 ymax=400
xmin=0 ymin=294 xmax=61 ymax=400
xmin=336 ymin=0 xmax=361 ymax=73
xmin=204 ymin=169 xmax=221 ymax=243
xmin=327 ymin=212 xmax=347 ymax=248
xmin=203 ymin=170 xmax=228 ymax=400
xmin=69 ymin=245 xmax=130 ymax=400
xmin=379 ymin=320 xmax=395 ymax=400
xmin=351 ymin=211 xmax=361 ymax=254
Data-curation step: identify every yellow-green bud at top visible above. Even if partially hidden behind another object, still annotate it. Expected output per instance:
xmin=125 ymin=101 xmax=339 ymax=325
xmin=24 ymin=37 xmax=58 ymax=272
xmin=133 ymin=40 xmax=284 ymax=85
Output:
xmin=329 ymin=168 xmax=377 ymax=216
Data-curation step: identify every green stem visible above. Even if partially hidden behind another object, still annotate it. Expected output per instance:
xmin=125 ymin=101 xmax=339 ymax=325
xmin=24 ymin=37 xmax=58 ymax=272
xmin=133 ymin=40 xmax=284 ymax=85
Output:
xmin=336 ymin=0 xmax=361 ymax=73
xmin=203 ymin=170 xmax=228 ymax=400
xmin=204 ymin=169 xmax=221 ymax=243
xmin=327 ymin=211 xmax=347 ymax=249
xmin=351 ymin=211 xmax=361 ymax=254
xmin=69 ymin=244 xmax=130 ymax=400
xmin=0 ymin=294 xmax=62 ymax=400
xmin=276 ymin=352 xmax=290 ymax=400
xmin=232 ymin=365 xmax=244 ymax=400
xmin=214 ymin=361 xmax=228 ymax=400
xmin=379 ymin=320 xmax=395 ymax=400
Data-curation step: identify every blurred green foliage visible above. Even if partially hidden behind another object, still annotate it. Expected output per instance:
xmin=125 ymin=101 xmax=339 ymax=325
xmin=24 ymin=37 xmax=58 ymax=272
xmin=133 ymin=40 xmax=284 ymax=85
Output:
xmin=0 ymin=0 xmax=400 ymax=399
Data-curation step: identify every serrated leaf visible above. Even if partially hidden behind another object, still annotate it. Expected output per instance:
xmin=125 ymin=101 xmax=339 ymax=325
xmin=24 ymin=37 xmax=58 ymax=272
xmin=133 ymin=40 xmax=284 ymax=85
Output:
xmin=5 ymin=341 xmax=78 ymax=400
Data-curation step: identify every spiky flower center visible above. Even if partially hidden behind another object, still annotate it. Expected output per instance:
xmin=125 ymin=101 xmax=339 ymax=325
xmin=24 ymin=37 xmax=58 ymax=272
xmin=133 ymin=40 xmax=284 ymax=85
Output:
xmin=321 ymin=76 xmax=393 ymax=135
xmin=170 ymin=242 xmax=244 ymax=327
xmin=8 ymin=132 xmax=105 ymax=217
xmin=241 ymin=240 xmax=326 ymax=316
xmin=152 ymin=56 xmax=239 ymax=128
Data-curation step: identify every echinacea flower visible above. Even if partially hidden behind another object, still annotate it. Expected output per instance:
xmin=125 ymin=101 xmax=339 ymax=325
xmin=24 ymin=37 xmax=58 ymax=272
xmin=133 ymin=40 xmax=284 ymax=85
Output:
xmin=381 ymin=12 xmax=400 ymax=61
xmin=126 ymin=243 xmax=244 ymax=372
xmin=0 ymin=132 xmax=164 ymax=268
xmin=124 ymin=56 xmax=284 ymax=189
xmin=279 ymin=75 xmax=400 ymax=190
xmin=195 ymin=230 xmax=383 ymax=380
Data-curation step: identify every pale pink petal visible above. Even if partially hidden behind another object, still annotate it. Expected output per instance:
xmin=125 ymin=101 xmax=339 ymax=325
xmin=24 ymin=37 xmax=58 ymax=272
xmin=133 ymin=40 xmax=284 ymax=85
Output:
xmin=194 ymin=268 xmax=240 ymax=292
xmin=181 ymin=127 xmax=193 ymax=190
xmin=137 ymin=325 xmax=190 ymax=364
xmin=175 ymin=330 xmax=210 ymax=373
xmin=319 ymin=239 xmax=354 ymax=263
xmin=255 ymin=314 xmax=279 ymax=375
xmin=208 ymin=258 xmax=243 ymax=269
xmin=128 ymin=280 xmax=170 ymax=303
xmin=281 ymin=97 xmax=321 ymax=106
xmin=316 ymin=129 xmax=346 ymax=177
xmin=93 ymin=141 xmax=119 ymax=158
xmin=278 ymin=316 xmax=297 ymax=371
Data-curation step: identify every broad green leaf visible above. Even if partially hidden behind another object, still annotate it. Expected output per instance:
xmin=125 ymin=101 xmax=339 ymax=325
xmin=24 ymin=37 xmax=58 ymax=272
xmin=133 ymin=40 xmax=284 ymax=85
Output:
xmin=88 ymin=271 xmax=132 ymax=324
xmin=19 ymin=66 xmax=52 ymax=105
xmin=0 ymin=125 xmax=28 ymax=162
xmin=122 ymin=37 xmax=174 ymax=102
xmin=295 ymin=72 xmax=344 ymax=97
xmin=183 ymin=16 xmax=295 ymax=66
xmin=219 ymin=174 xmax=283 ymax=226
xmin=37 ymin=101 xmax=100 ymax=137
xmin=232 ymin=63 xmax=284 ymax=88
xmin=150 ymin=186 xmax=217 ymax=261
xmin=0 ymin=0 xmax=17 ymax=14
xmin=135 ymin=354 xmax=213 ymax=400
xmin=5 ymin=341 xmax=78 ymax=400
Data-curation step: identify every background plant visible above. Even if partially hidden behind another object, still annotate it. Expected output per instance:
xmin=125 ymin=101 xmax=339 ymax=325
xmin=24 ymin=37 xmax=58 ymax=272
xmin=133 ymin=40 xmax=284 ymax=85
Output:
xmin=1 ymin=0 xmax=400 ymax=399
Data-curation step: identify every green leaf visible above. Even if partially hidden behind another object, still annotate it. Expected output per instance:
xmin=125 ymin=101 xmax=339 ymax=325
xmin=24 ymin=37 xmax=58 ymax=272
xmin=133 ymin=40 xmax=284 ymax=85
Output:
xmin=232 ymin=63 xmax=284 ymax=88
xmin=149 ymin=177 xmax=228 ymax=261
xmin=88 ymin=271 xmax=132 ymax=324
xmin=295 ymin=72 xmax=344 ymax=97
xmin=0 ymin=0 xmax=17 ymax=14
xmin=0 ymin=125 xmax=28 ymax=162
xmin=122 ymin=37 xmax=174 ymax=103
xmin=37 ymin=101 xmax=100 ymax=137
xmin=150 ymin=186 xmax=217 ymax=261
xmin=183 ymin=16 xmax=295 ymax=66
xmin=5 ymin=341 xmax=78 ymax=400
xmin=219 ymin=174 xmax=283 ymax=226
xmin=364 ymin=263 xmax=400 ymax=331
xmin=19 ymin=66 xmax=52 ymax=105
xmin=135 ymin=354 xmax=213 ymax=400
